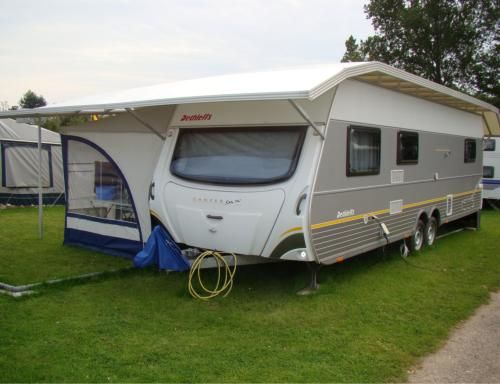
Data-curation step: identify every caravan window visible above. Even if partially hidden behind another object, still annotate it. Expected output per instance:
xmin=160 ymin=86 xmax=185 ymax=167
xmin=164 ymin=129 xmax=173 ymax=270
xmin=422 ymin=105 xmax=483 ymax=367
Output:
xmin=397 ymin=131 xmax=418 ymax=164
xmin=66 ymin=140 xmax=136 ymax=224
xmin=347 ymin=126 xmax=381 ymax=176
xmin=483 ymin=138 xmax=496 ymax=151
xmin=171 ymin=126 xmax=306 ymax=185
xmin=464 ymin=139 xmax=476 ymax=163
xmin=483 ymin=166 xmax=494 ymax=178
xmin=1 ymin=142 xmax=53 ymax=188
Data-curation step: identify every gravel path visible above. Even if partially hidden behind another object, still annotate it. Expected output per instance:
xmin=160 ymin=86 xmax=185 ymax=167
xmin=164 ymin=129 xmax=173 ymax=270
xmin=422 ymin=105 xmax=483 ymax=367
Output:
xmin=408 ymin=291 xmax=500 ymax=383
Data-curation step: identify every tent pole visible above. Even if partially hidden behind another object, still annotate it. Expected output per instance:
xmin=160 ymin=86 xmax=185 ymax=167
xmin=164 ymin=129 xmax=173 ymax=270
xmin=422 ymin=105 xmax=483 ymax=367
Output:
xmin=37 ymin=125 xmax=43 ymax=239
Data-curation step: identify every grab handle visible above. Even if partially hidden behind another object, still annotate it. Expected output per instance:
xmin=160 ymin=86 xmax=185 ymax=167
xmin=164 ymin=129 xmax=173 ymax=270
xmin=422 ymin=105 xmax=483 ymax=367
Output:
xmin=149 ymin=182 xmax=155 ymax=200
xmin=207 ymin=214 xmax=223 ymax=220
xmin=296 ymin=193 xmax=307 ymax=215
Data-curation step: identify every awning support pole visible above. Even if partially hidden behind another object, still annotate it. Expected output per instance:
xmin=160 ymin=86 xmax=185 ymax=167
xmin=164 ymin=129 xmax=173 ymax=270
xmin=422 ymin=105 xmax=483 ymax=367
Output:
xmin=288 ymin=99 xmax=325 ymax=140
xmin=37 ymin=125 xmax=43 ymax=239
xmin=125 ymin=108 xmax=165 ymax=140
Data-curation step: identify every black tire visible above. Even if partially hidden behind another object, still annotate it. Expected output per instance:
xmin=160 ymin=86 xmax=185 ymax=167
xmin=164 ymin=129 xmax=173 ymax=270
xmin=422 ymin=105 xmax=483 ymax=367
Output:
xmin=425 ymin=217 xmax=438 ymax=246
xmin=410 ymin=220 xmax=425 ymax=252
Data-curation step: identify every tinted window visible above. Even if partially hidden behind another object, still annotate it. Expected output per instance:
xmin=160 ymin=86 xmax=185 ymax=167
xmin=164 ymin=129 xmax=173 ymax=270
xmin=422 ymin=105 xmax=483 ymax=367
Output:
xmin=483 ymin=166 xmax=494 ymax=178
xmin=483 ymin=138 xmax=496 ymax=151
xmin=397 ymin=131 xmax=418 ymax=164
xmin=171 ymin=126 xmax=306 ymax=185
xmin=464 ymin=139 xmax=476 ymax=163
xmin=347 ymin=126 xmax=381 ymax=176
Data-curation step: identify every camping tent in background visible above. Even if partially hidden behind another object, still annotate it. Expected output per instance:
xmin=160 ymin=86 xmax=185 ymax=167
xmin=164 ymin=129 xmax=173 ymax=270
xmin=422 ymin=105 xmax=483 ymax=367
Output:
xmin=0 ymin=118 xmax=64 ymax=205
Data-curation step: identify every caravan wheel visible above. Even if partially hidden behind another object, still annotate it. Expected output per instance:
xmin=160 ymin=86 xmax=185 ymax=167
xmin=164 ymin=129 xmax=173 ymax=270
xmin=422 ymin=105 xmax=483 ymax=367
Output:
xmin=425 ymin=217 xmax=438 ymax=246
xmin=410 ymin=220 xmax=425 ymax=252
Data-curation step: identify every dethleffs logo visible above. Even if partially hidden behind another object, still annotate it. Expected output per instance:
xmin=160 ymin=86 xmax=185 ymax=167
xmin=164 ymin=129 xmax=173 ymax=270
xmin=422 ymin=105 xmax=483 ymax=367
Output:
xmin=180 ymin=113 xmax=212 ymax=122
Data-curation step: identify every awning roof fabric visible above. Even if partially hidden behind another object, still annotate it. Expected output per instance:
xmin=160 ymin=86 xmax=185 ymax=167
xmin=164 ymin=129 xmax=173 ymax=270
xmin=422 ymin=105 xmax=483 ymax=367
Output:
xmin=0 ymin=62 xmax=497 ymax=133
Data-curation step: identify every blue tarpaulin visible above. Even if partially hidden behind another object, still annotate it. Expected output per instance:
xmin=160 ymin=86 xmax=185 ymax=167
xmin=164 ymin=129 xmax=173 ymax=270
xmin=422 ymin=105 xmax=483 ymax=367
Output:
xmin=133 ymin=226 xmax=190 ymax=271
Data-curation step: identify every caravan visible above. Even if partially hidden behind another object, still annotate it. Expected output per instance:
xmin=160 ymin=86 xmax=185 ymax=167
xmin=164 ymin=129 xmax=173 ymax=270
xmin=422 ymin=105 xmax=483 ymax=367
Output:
xmin=482 ymin=136 xmax=500 ymax=201
xmin=1 ymin=62 xmax=497 ymax=265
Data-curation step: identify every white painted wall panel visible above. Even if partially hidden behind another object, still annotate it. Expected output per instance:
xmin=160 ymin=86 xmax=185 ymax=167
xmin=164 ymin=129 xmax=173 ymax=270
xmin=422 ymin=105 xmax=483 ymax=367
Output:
xmin=170 ymin=90 xmax=334 ymax=127
xmin=332 ymin=80 xmax=483 ymax=138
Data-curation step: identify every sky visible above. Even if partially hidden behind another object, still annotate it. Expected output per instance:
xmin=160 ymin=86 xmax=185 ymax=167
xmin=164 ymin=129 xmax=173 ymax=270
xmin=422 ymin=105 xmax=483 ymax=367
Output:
xmin=0 ymin=0 xmax=372 ymax=107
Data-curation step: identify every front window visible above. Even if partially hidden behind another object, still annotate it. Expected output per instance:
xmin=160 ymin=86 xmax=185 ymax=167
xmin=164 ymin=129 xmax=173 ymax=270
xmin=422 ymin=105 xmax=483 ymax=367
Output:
xmin=171 ymin=126 xmax=306 ymax=185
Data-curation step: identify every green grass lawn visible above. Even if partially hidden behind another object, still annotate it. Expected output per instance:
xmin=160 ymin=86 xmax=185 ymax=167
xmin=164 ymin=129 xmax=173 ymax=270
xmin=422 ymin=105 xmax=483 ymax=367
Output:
xmin=0 ymin=208 xmax=499 ymax=382
xmin=0 ymin=207 xmax=129 ymax=284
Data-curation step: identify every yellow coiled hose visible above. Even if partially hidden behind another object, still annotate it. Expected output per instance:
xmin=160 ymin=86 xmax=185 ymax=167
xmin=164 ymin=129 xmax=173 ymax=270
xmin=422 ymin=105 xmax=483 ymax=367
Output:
xmin=188 ymin=250 xmax=237 ymax=300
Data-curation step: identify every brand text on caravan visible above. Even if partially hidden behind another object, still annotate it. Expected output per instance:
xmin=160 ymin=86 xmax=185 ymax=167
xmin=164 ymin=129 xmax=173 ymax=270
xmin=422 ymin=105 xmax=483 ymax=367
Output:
xmin=180 ymin=113 xmax=212 ymax=122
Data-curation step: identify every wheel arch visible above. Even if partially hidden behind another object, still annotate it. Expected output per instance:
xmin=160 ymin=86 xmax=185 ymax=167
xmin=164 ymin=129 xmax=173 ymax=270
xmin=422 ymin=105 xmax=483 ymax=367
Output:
xmin=429 ymin=207 xmax=441 ymax=227
xmin=414 ymin=209 xmax=429 ymax=229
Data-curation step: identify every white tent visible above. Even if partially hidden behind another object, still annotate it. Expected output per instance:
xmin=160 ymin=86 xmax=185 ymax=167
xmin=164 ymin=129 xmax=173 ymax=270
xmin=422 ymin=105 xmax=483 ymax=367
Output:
xmin=0 ymin=119 xmax=64 ymax=205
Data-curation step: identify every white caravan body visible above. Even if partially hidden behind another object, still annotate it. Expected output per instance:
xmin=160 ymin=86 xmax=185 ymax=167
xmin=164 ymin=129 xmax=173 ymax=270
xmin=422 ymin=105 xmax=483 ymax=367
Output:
xmin=1 ymin=62 xmax=497 ymax=262
xmin=150 ymin=80 xmax=486 ymax=264
xmin=482 ymin=137 xmax=500 ymax=200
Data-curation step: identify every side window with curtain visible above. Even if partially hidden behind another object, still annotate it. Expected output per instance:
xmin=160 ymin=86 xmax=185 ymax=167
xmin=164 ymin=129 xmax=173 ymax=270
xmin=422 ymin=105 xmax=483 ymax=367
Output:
xmin=397 ymin=131 xmax=419 ymax=164
xmin=464 ymin=139 xmax=476 ymax=163
xmin=347 ymin=126 xmax=381 ymax=176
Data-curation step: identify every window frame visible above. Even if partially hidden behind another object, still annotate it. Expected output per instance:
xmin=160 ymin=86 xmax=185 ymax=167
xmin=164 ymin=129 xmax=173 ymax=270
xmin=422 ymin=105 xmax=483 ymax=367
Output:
xmin=483 ymin=138 xmax=496 ymax=151
xmin=346 ymin=125 xmax=381 ymax=177
xmin=464 ymin=138 xmax=477 ymax=163
xmin=1 ymin=141 xmax=53 ymax=188
xmin=483 ymin=166 xmax=494 ymax=179
xmin=170 ymin=125 xmax=307 ymax=186
xmin=64 ymin=137 xmax=139 ymax=228
xmin=397 ymin=130 xmax=419 ymax=165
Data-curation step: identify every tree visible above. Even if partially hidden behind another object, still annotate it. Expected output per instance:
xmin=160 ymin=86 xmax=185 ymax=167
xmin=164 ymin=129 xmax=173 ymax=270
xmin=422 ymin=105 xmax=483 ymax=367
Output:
xmin=341 ymin=35 xmax=366 ymax=62
xmin=342 ymin=0 xmax=499 ymax=106
xmin=19 ymin=90 xmax=47 ymax=109
xmin=41 ymin=115 xmax=89 ymax=133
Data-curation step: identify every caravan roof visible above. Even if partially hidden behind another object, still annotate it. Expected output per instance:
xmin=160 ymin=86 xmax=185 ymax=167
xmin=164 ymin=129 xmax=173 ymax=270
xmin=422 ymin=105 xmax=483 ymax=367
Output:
xmin=0 ymin=61 xmax=497 ymax=133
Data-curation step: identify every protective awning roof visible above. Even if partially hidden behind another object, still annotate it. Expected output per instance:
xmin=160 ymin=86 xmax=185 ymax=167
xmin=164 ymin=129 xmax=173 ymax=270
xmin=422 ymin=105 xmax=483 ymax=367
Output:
xmin=0 ymin=118 xmax=61 ymax=144
xmin=0 ymin=61 xmax=497 ymax=133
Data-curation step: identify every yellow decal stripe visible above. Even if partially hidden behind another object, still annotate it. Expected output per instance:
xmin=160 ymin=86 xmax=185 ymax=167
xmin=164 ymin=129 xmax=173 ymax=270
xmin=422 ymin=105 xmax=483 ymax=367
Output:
xmin=403 ymin=196 xmax=446 ymax=210
xmin=281 ymin=189 xmax=480 ymax=236
xmin=281 ymin=227 xmax=303 ymax=237
xmin=311 ymin=208 xmax=388 ymax=230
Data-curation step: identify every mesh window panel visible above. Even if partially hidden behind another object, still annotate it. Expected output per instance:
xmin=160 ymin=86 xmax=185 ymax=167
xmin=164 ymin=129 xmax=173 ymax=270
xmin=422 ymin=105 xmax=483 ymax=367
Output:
xmin=67 ymin=140 xmax=136 ymax=223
